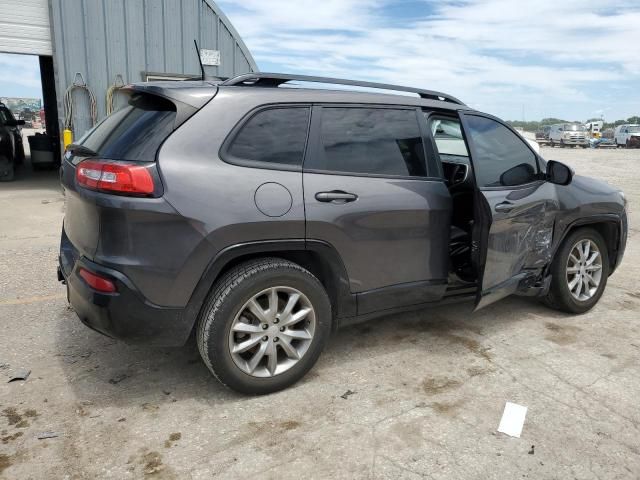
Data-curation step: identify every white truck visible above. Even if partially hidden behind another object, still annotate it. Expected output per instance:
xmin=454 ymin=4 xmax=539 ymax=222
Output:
xmin=548 ymin=123 xmax=589 ymax=148
xmin=614 ymin=124 xmax=640 ymax=148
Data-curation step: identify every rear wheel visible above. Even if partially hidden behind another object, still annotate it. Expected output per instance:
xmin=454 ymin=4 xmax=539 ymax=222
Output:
xmin=197 ymin=258 xmax=332 ymax=394
xmin=543 ymin=228 xmax=609 ymax=314
xmin=0 ymin=155 xmax=14 ymax=182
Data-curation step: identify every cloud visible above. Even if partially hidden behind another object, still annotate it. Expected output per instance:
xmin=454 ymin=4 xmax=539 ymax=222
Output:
xmin=217 ymin=0 xmax=640 ymax=120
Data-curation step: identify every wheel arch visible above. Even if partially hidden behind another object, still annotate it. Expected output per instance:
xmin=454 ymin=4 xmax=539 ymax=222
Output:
xmin=182 ymin=240 xmax=356 ymax=338
xmin=553 ymin=215 xmax=623 ymax=275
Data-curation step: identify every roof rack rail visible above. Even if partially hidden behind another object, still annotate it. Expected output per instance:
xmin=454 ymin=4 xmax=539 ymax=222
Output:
xmin=221 ymin=73 xmax=465 ymax=105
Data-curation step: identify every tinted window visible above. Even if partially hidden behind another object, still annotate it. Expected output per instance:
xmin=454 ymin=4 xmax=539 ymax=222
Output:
xmin=429 ymin=117 xmax=469 ymax=157
xmin=228 ymin=108 xmax=310 ymax=168
xmin=80 ymin=93 xmax=176 ymax=162
xmin=465 ymin=116 xmax=539 ymax=188
xmin=0 ymin=107 xmax=13 ymax=124
xmin=310 ymin=107 xmax=427 ymax=177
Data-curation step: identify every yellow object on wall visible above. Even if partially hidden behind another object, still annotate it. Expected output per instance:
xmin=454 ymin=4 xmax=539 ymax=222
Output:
xmin=63 ymin=129 xmax=73 ymax=150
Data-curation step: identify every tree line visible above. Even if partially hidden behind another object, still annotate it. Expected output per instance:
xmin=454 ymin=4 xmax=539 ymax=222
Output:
xmin=506 ymin=116 xmax=640 ymax=132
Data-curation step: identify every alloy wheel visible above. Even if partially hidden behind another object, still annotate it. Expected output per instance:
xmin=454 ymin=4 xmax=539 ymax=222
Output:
xmin=228 ymin=287 xmax=316 ymax=378
xmin=566 ymin=239 xmax=603 ymax=301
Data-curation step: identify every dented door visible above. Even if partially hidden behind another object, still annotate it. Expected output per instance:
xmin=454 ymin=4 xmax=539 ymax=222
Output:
xmin=474 ymin=184 xmax=557 ymax=309
xmin=459 ymin=113 xmax=557 ymax=310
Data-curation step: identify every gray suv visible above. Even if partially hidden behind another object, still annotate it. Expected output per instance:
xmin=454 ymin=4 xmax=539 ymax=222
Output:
xmin=58 ymin=73 xmax=628 ymax=394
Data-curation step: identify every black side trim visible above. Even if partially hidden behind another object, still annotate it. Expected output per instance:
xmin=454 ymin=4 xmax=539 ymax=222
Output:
xmin=356 ymin=279 xmax=448 ymax=316
xmin=338 ymin=291 xmax=476 ymax=329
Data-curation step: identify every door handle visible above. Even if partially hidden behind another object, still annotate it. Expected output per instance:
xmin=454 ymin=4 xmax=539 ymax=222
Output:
xmin=495 ymin=201 xmax=514 ymax=213
xmin=315 ymin=191 xmax=358 ymax=203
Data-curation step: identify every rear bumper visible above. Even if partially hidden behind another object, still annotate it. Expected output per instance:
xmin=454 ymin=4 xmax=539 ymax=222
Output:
xmin=59 ymin=232 xmax=192 ymax=346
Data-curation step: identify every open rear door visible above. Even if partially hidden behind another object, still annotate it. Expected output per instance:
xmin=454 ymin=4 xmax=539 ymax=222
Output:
xmin=459 ymin=113 xmax=556 ymax=310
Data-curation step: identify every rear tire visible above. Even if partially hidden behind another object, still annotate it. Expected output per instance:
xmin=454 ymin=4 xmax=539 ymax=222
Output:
xmin=543 ymin=228 xmax=609 ymax=314
xmin=197 ymin=257 xmax=332 ymax=394
xmin=0 ymin=155 xmax=14 ymax=182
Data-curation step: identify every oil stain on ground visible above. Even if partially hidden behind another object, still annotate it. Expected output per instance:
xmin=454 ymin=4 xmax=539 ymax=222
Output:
xmin=1 ymin=431 xmax=23 ymax=444
xmin=421 ymin=377 xmax=462 ymax=395
xmin=430 ymin=399 xmax=466 ymax=416
xmin=164 ymin=432 xmax=182 ymax=448
xmin=444 ymin=334 xmax=493 ymax=361
xmin=0 ymin=453 xmax=12 ymax=475
xmin=2 ymin=407 xmax=38 ymax=429
xmin=545 ymin=322 xmax=581 ymax=345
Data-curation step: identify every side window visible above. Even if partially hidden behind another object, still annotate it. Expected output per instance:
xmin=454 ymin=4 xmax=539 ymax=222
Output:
xmin=464 ymin=115 xmax=539 ymax=188
xmin=428 ymin=117 xmax=469 ymax=157
xmin=227 ymin=107 xmax=310 ymax=168
xmin=0 ymin=108 xmax=11 ymax=124
xmin=308 ymin=107 xmax=428 ymax=177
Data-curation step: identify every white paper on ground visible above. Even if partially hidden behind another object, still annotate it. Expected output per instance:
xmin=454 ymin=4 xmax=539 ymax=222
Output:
xmin=497 ymin=402 xmax=528 ymax=438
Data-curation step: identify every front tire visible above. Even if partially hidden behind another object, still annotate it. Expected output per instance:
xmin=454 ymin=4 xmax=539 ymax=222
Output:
xmin=543 ymin=228 xmax=609 ymax=314
xmin=197 ymin=258 xmax=332 ymax=394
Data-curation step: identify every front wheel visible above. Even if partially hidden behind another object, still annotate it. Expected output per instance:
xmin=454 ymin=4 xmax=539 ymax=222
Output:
xmin=197 ymin=258 xmax=332 ymax=394
xmin=543 ymin=228 xmax=609 ymax=314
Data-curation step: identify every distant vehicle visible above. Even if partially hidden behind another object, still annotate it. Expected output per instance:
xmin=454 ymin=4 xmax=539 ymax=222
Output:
xmin=549 ymin=123 xmax=589 ymax=148
xmin=584 ymin=121 xmax=604 ymax=139
xmin=535 ymin=126 xmax=551 ymax=140
xmin=601 ymin=128 xmax=614 ymax=139
xmin=0 ymin=101 xmax=26 ymax=181
xmin=614 ymin=124 xmax=640 ymax=148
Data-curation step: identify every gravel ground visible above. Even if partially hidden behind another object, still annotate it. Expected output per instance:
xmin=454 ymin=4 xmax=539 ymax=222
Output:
xmin=1 ymin=146 xmax=639 ymax=479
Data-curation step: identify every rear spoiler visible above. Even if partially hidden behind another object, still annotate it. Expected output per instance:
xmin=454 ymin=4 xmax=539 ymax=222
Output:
xmin=123 ymin=81 xmax=218 ymax=128
xmin=124 ymin=81 xmax=218 ymax=109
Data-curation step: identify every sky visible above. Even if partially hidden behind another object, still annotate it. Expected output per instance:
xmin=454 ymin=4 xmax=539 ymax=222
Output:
xmin=216 ymin=0 xmax=640 ymax=122
xmin=0 ymin=53 xmax=42 ymax=99
xmin=1 ymin=0 xmax=638 ymax=122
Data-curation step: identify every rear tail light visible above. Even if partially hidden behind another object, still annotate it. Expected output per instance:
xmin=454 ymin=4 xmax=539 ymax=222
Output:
xmin=76 ymin=159 xmax=155 ymax=196
xmin=78 ymin=268 xmax=117 ymax=293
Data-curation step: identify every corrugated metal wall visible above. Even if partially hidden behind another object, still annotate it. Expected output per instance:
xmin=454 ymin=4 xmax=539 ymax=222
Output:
xmin=0 ymin=0 xmax=52 ymax=55
xmin=49 ymin=0 xmax=257 ymax=139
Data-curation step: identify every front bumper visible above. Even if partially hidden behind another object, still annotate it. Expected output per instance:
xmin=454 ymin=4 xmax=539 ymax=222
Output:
xmin=561 ymin=138 xmax=588 ymax=145
xmin=59 ymin=231 xmax=192 ymax=346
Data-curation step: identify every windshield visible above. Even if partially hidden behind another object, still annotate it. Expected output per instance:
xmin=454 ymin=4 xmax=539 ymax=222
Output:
xmin=563 ymin=124 xmax=586 ymax=132
xmin=628 ymin=126 xmax=640 ymax=133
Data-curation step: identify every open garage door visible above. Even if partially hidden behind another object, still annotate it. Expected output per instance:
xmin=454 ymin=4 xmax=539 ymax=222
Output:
xmin=0 ymin=0 xmax=52 ymax=55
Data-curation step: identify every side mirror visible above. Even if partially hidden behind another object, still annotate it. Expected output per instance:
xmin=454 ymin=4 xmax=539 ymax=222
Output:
xmin=500 ymin=163 xmax=536 ymax=186
xmin=17 ymin=119 xmax=25 ymax=126
xmin=546 ymin=160 xmax=573 ymax=186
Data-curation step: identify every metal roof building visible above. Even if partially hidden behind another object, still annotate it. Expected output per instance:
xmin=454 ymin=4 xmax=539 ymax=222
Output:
xmin=0 ymin=0 xmax=256 ymax=145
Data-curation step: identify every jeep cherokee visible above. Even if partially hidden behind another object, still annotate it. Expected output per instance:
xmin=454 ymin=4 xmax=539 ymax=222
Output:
xmin=58 ymin=73 xmax=628 ymax=394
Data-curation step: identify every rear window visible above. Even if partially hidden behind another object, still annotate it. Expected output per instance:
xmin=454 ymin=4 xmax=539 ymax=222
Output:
xmin=79 ymin=93 xmax=176 ymax=162
xmin=225 ymin=107 xmax=311 ymax=169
